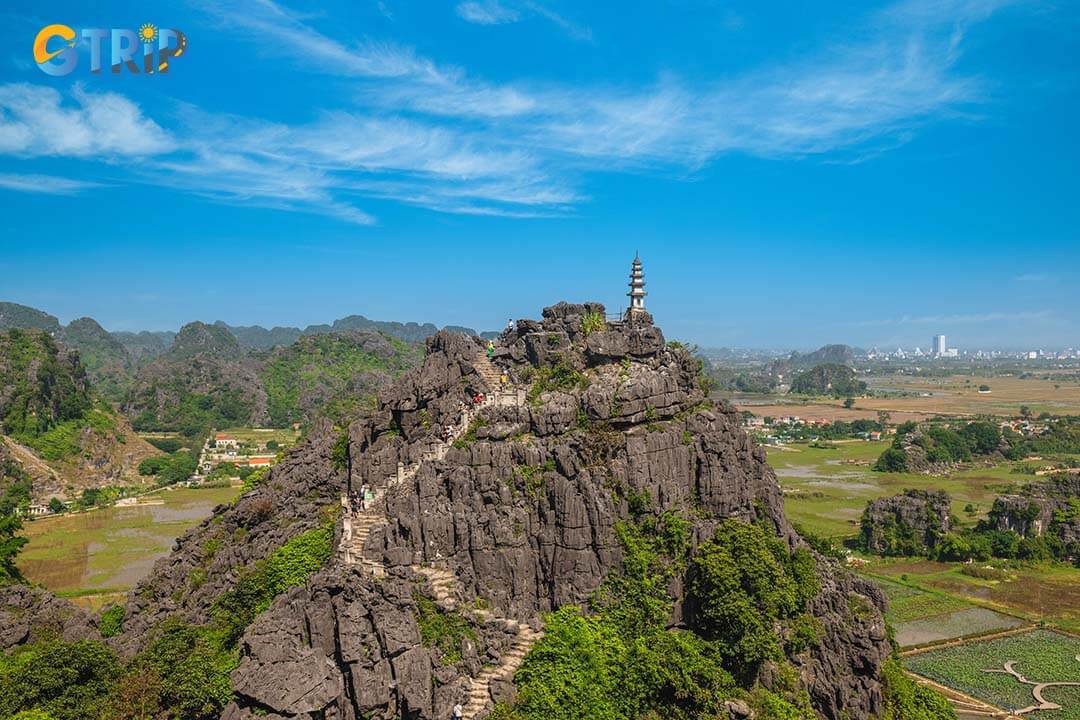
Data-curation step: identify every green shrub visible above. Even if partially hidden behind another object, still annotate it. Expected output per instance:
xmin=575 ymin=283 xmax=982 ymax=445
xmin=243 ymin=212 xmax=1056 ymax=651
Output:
xmin=874 ymin=447 xmax=908 ymax=472
xmin=330 ymin=430 xmax=349 ymax=471
xmin=881 ymin=657 xmax=956 ymax=719
xmin=98 ymin=605 xmax=124 ymax=638
xmin=0 ymin=638 xmax=120 ymax=720
xmin=527 ymin=362 xmax=587 ymax=405
xmin=580 ymin=311 xmax=605 ymax=336
xmin=415 ymin=595 xmax=476 ymax=664
xmin=687 ymin=520 xmax=818 ymax=679
xmin=212 ymin=523 xmax=335 ymax=646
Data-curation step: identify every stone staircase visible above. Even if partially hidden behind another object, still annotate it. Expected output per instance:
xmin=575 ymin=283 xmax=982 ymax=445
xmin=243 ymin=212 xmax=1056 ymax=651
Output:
xmin=474 ymin=351 xmax=503 ymax=392
xmin=462 ymin=620 xmax=541 ymax=718
xmin=413 ymin=565 xmax=543 ymax=719
xmin=338 ymin=348 xmax=537 ymax=718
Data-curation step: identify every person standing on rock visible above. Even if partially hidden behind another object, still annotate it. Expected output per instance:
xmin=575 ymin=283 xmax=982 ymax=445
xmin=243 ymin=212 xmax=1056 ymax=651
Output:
xmin=358 ymin=484 xmax=368 ymax=511
xmin=452 ymin=703 xmax=463 ymax=720
xmin=486 ymin=340 xmax=495 ymax=359
xmin=506 ymin=318 xmax=514 ymax=333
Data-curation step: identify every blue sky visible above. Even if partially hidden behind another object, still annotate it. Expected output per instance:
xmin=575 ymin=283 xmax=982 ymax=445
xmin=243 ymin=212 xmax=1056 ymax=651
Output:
xmin=0 ymin=0 xmax=1077 ymax=350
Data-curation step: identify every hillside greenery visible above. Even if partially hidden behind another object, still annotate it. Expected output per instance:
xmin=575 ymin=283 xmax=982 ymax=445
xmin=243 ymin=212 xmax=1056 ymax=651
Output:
xmin=127 ymin=330 xmax=422 ymax=441
xmin=495 ymin=513 xmax=822 ymax=720
xmin=0 ymin=329 xmax=130 ymax=463
xmin=0 ymin=330 xmax=93 ymax=442
xmin=260 ymin=332 xmax=422 ymax=427
xmin=874 ymin=420 xmax=1004 ymax=472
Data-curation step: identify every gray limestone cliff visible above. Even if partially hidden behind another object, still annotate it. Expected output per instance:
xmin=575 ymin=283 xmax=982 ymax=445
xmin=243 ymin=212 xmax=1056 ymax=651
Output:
xmin=211 ymin=303 xmax=891 ymax=719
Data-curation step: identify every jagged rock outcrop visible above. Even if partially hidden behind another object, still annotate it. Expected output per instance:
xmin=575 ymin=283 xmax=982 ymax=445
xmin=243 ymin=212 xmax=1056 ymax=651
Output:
xmin=0 ymin=584 xmax=100 ymax=649
xmin=216 ymin=302 xmax=892 ymax=720
xmin=987 ymin=474 xmax=1080 ymax=543
xmin=859 ymin=489 xmax=952 ymax=555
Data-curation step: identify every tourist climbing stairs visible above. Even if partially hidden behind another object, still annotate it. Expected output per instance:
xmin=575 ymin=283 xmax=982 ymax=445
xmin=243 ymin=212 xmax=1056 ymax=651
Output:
xmin=474 ymin=351 xmax=503 ymax=393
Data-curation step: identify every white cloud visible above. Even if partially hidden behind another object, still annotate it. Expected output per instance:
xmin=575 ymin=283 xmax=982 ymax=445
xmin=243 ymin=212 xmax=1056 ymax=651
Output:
xmin=0 ymin=83 xmax=174 ymax=157
xmin=0 ymin=173 xmax=104 ymax=195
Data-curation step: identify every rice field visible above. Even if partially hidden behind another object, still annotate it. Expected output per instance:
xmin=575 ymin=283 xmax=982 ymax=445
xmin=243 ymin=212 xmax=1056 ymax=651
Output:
xmin=871 ymin=576 xmax=1023 ymax=647
xmin=906 ymin=629 xmax=1080 ymax=717
xmin=18 ymin=485 xmax=242 ymax=608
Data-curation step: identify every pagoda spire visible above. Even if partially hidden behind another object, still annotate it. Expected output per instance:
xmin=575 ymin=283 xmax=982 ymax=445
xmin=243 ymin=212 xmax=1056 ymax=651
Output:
xmin=627 ymin=253 xmax=646 ymax=313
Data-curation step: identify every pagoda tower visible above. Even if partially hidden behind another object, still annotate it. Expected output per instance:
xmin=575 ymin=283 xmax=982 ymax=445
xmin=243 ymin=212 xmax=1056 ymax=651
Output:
xmin=627 ymin=253 xmax=646 ymax=314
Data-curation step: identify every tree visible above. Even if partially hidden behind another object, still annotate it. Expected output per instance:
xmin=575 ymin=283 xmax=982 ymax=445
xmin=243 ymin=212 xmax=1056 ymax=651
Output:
xmin=843 ymin=398 xmax=856 ymax=409
xmin=0 ymin=512 xmax=28 ymax=584
xmin=877 ymin=411 xmax=891 ymax=427
xmin=687 ymin=521 xmax=818 ymax=680
xmin=1020 ymin=405 xmax=1032 ymax=420
xmin=874 ymin=448 xmax=908 ymax=473
xmin=47 ymin=497 xmax=64 ymax=514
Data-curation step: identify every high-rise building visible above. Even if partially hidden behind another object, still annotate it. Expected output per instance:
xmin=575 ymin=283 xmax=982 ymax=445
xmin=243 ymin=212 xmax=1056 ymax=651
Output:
xmin=932 ymin=334 xmax=946 ymax=356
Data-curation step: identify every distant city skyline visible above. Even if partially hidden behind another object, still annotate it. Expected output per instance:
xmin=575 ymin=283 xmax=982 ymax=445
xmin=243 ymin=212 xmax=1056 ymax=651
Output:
xmin=0 ymin=1 xmax=1077 ymax=349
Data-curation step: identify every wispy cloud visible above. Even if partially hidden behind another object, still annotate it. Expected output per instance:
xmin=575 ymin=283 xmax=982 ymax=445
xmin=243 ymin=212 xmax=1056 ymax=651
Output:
xmin=0 ymin=173 xmax=104 ymax=195
xmin=0 ymin=0 xmax=1020 ymax=225
xmin=456 ymin=1 xmax=520 ymax=25
xmin=1013 ymin=273 xmax=1054 ymax=284
xmin=455 ymin=0 xmax=591 ymax=39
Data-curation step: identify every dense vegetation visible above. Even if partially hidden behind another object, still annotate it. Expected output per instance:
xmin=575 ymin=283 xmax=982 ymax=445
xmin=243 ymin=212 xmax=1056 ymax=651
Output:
xmin=0 ymin=330 xmax=94 ymax=445
xmin=1002 ymin=417 xmax=1080 ymax=459
xmin=0 ymin=457 xmax=31 ymax=583
xmin=137 ymin=451 xmax=199 ymax=486
xmin=789 ymin=363 xmax=867 ymax=398
xmin=496 ymin=511 xmax=818 ymax=719
xmin=493 ymin=508 xmax=951 ymax=719
xmin=127 ymin=329 xmax=421 ymax=441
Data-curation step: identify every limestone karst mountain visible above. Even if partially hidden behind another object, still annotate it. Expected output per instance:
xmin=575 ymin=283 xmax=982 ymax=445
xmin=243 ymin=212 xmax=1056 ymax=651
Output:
xmin=70 ymin=301 xmax=900 ymax=720
xmin=0 ymin=328 xmax=158 ymax=502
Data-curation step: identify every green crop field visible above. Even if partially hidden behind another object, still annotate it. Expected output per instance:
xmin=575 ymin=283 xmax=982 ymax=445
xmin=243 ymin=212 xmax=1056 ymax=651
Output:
xmin=906 ymin=629 xmax=1080 ymax=717
xmin=766 ymin=440 xmax=1031 ymax=539
xmin=866 ymin=558 xmax=1080 ymax=635
xmin=18 ymin=485 xmax=242 ymax=608
xmin=219 ymin=426 xmax=300 ymax=446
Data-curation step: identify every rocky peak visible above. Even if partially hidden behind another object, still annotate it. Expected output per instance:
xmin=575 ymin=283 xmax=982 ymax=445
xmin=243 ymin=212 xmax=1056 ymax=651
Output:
xmin=213 ymin=302 xmax=891 ymax=719
xmin=859 ymin=489 xmax=953 ymax=555
xmin=167 ymin=321 xmax=244 ymax=360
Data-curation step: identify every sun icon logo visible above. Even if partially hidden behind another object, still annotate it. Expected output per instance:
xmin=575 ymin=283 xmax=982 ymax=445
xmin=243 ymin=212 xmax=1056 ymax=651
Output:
xmin=138 ymin=23 xmax=159 ymax=44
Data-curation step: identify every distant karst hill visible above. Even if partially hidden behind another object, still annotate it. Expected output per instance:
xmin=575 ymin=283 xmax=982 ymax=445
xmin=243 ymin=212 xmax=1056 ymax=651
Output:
xmin=790 ymin=362 xmax=867 ymax=397
xmin=789 ymin=343 xmax=857 ymax=367
xmin=0 ymin=328 xmax=158 ymax=502
xmin=0 ymin=301 xmax=485 ymax=394
xmin=124 ymin=322 xmax=424 ymax=437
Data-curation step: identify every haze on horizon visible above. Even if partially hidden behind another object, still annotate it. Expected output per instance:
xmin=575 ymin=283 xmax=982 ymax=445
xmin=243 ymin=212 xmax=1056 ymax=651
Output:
xmin=0 ymin=0 xmax=1076 ymax=351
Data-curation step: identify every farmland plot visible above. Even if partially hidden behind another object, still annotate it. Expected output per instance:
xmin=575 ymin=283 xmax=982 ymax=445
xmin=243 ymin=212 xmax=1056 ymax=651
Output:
xmin=906 ymin=629 xmax=1080 ymax=717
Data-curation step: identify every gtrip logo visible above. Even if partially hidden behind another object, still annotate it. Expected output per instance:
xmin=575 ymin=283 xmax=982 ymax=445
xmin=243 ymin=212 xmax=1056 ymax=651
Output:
xmin=33 ymin=24 xmax=187 ymax=76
